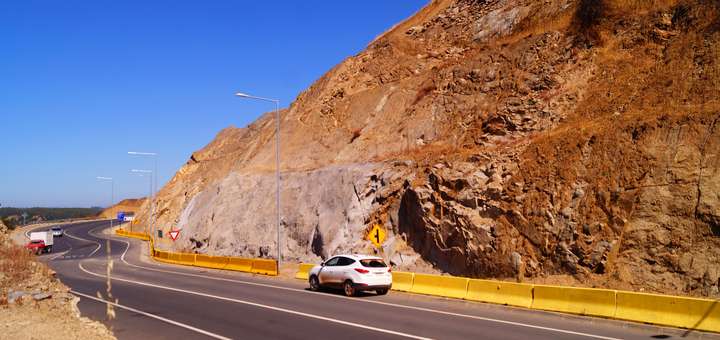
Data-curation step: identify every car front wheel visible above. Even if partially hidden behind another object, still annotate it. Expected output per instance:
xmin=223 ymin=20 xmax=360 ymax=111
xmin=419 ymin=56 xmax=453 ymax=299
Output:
xmin=309 ymin=275 xmax=320 ymax=292
xmin=376 ymin=288 xmax=388 ymax=295
xmin=343 ymin=280 xmax=356 ymax=297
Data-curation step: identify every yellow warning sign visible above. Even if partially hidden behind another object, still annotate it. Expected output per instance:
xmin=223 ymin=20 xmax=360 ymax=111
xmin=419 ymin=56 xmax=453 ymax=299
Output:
xmin=367 ymin=224 xmax=386 ymax=248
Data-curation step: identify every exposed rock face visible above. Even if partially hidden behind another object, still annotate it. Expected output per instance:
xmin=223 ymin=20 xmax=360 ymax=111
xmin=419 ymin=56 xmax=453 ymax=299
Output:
xmin=137 ymin=0 xmax=720 ymax=297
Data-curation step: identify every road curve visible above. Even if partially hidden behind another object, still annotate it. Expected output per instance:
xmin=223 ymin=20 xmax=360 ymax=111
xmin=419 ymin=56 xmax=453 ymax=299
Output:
xmin=32 ymin=220 xmax=719 ymax=340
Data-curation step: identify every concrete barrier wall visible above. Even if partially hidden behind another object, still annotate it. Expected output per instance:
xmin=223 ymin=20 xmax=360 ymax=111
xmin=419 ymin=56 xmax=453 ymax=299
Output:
xmin=466 ymin=279 xmax=533 ymax=308
xmin=411 ymin=273 xmax=469 ymax=299
xmin=616 ymin=291 xmax=720 ymax=332
xmin=115 ymin=228 xmax=278 ymax=276
xmin=532 ymin=285 xmax=617 ymax=318
xmin=391 ymin=271 xmax=414 ymax=292
xmin=251 ymin=259 xmax=278 ymax=276
xmin=295 ymin=263 xmax=315 ymax=280
xmin=225 ymin=257 xmax=253 ymax=272
xmin=195 ymin=254 xmax=229 ymax=270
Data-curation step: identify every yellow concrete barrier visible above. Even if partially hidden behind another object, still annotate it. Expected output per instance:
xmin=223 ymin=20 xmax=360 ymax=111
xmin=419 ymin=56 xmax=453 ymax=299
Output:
xmin=295 ymin=263 xmax=315 ymax=280
xmin=251 ymin=259 xmax=278 ymax=276
xmin=195 ymin=254 xmax=229 ymax=270
xmin=466 ymin=279 xmax=534 ymax=308
xmin=616 ymin=291 xmax=720 ymax=332
xmin=410 ymin=273 xmax=468 ymax=299
xmin=532 ymin=285 xmax=617 ymax=318
xmin=178 ymin=253 xmax=196 ymax=265
xmin=225 ymin=257 xmax=253 ymax=272
xmin=391 ymin=271 xmax=415 ymax=292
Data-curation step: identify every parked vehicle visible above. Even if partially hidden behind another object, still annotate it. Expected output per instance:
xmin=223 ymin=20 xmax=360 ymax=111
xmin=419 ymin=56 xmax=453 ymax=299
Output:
xmin=308 ymin=254 xmax=392 ymax=296
xmin=51 ymin=227 xmax=64 ymax=237
xmin=26 ymin=231 xmax=54 ymax=254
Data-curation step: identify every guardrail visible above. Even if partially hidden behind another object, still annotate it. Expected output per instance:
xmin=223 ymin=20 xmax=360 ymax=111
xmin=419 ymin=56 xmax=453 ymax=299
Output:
xmin=294 ymin=263 xmax=720 ymax=333
xmin=115 ymin=228 xmax=278 ymax=276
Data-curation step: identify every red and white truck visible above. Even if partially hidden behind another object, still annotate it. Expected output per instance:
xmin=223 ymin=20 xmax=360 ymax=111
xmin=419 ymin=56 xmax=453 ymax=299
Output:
xmin=25 ymin=231 xmax=54 ymax=255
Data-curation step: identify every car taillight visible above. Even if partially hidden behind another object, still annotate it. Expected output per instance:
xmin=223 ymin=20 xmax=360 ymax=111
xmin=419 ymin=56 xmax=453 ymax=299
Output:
xmin=354 ymin=268 xmax=369 ymax=274
xmin=388 ymin=267 xmax=392 ymax=273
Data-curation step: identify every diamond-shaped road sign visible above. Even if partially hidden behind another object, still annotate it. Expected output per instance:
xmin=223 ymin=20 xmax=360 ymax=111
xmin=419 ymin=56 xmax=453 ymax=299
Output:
xmin=169 ymin=229 xmax=180 ymax=241
xmin=367 ymin=224 xmax=386 ymax=248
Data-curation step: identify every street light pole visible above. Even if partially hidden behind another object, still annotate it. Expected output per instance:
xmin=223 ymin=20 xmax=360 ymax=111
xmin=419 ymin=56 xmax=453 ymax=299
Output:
xmin=96 ymin=177 xmax=114 ymax=231
xmin=131 ymin=170 xmax=153 ymax=234
xmin=128 ymin=152 xmax=158 ymax=243
xmin=235 ymin=92 xmax=282 ymax=266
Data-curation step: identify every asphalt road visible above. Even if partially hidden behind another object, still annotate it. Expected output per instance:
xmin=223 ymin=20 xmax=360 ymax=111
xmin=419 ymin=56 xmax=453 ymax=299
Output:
xmin=27 ymin=220 xmax=719 ymax=340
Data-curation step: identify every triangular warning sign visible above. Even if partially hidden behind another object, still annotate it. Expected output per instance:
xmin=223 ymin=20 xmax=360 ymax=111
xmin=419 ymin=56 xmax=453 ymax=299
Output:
xmin=169 ymin=229 xmax=180 ymax=241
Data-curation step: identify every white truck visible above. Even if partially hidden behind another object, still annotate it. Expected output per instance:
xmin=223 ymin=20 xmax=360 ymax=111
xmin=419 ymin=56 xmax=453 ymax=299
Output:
xmin=26 ymin=231 xmax=54 ymax=254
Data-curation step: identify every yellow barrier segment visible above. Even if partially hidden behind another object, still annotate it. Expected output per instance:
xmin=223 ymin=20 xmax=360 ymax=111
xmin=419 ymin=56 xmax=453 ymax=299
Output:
xmin=532 ymin=285 xmax=617 ymax=318
xmin=178 ymin=253 xmax=197 ymax=265
xmin=195 ymin=254 xmax=229 ymax=270
xmin=295 ymin=263 xmax=315 ymax=280
xmin=251 ymin=259 xmax=278 ymax=276
xmin=616 ymin=291 xmax=720 ymax=332
xmin=391 ymin=271 xmax=415 ymax=292
xmin=410 ymin=273 xmax=469 ymax=299
xmin=225 ymin=257 xmax=253 ymax=272
xmin=466 ymin=279 xmax=534 ymax=308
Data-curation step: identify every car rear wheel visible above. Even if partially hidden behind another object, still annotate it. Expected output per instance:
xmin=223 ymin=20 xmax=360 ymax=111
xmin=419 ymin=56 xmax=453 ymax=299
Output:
xmin=343 ymin=280 xmax=356 ymax=297
xmin=376 ymin=288 xmax=388 ymax=295
xmin=309 ymin=275 xmax=320 ymax=292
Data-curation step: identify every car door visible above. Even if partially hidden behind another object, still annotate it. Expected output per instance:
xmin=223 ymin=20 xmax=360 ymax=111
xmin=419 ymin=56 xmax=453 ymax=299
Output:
xmin=334 ymin=256 xmax=356 ymax=283
xmin=318 ymin=256 xmax=339 ymax=285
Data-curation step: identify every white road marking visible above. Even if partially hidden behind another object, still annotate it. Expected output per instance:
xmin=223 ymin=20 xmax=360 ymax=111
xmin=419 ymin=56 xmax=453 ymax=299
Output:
xmin=102 ymin=227 xmax=623 ymax=340
xmin=78 ymin=262 xmax=432 ymax=340
xmin=70 ymin=290 xmax=232 ymax=340
xmin=64 ymin=228 xmax=102 ymax=257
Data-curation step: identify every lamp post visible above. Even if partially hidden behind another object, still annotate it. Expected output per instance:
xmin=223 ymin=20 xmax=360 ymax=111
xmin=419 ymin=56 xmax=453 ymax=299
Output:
xmin=128 ymin=152 xmax=158 ymax=242
xmin=96 ymin=177 xmax=114 ymax=231
xmin=131 ymin=169 xmax=153 ymax=233
xmin=235 ymin=92 xmax=282 ymax=265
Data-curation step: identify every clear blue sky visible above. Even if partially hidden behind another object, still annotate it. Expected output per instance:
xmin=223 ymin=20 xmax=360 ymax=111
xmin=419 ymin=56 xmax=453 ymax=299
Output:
xmin=0 ymin=1 xmax=426 ymax=208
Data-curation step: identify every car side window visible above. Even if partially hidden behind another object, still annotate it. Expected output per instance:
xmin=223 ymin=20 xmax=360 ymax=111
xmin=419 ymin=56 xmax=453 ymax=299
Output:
xmin=337 ymin=257 xmax=355 ymax=266
xmin=324 ymin=257 xmax=339 ymax=266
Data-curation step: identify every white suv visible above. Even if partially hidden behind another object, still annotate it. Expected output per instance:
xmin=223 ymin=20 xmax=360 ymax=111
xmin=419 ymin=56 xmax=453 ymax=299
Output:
xmin=308 ymin=254 xmax=392 ymax=296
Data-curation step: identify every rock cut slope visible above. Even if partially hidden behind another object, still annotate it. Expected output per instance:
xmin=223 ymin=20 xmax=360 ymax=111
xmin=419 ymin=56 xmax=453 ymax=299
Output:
xmin=138 ymin=0 xmax=720 ymax=297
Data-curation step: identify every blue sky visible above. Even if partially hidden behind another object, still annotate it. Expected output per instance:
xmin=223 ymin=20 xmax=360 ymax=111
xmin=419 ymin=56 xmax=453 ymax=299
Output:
xmin=0 ymin=1 xmax=426 ymax=207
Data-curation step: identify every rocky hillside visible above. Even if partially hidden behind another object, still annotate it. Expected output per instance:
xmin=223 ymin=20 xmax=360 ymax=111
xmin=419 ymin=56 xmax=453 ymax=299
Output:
xmin=137 ymin=0 xmax=720 ymax=297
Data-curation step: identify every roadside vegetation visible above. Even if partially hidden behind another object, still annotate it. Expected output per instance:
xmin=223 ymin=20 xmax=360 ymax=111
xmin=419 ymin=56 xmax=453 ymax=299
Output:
xmin=0 ymin=207 xmax=103 ymax=229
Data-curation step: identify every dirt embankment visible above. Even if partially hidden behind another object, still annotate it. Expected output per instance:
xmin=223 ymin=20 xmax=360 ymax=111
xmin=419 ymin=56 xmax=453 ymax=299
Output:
xmin=99 ymin=198 xmax=147 ymax=219
xmin=137 ymin=0 xmax=720 ymax=298
xmin=0 ymin=220 xmax=115 ymax=340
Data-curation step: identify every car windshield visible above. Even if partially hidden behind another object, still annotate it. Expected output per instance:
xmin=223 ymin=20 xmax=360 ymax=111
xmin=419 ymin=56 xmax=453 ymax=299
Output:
xmin=359 ymin=259 xmax=387 ymax=268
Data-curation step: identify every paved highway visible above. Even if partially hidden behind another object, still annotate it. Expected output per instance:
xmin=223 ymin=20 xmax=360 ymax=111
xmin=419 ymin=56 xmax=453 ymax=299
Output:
xmin=28 ymin=220 xmax=719 ymax=339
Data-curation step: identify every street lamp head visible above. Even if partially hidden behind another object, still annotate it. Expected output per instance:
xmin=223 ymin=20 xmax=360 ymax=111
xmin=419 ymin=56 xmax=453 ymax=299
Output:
xmin=235 ymin=92 xmax=251 ymax=98
xmin=96 ymin=176 xmax=113 ymax=181
xmin=128 ymin=151 xmax=157 ymax=156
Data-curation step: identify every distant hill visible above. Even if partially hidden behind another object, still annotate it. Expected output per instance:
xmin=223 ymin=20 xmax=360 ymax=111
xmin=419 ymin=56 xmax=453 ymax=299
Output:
xmin=0 ymin=207 xmax=104 ymax=229
xmin=98 ymin=198 xmax=147 ymax=219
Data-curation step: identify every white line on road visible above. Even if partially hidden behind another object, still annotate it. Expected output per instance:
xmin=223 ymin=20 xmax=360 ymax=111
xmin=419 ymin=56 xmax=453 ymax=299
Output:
xmin=70 ymin=290 xmax=232 ymax=340
xmin=64 ymin=227 xmax=102 ymax=257
xmin=109 ymin=240 xmax=621 ymax=340
xmin=78 ymin=262 xmax=433 ymax=340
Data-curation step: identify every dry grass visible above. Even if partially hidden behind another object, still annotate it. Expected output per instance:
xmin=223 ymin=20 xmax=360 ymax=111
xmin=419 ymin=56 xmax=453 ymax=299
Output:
xmin=0 ymin=240 xmax=35 ymax=289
